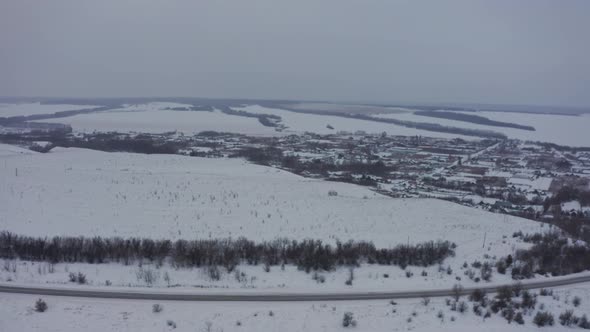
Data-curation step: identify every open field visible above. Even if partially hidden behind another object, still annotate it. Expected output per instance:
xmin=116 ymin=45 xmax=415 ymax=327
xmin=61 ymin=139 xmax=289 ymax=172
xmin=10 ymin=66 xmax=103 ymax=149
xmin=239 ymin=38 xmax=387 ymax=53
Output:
xmin=0 ymin=144 xmax=550 ymax=291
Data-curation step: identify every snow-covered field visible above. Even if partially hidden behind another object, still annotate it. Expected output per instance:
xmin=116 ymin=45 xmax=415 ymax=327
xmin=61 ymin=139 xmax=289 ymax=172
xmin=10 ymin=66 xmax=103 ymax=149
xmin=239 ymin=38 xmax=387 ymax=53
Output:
xmin=0 ymin=143 xmax=550 ymax=291
xmin=373 ymin=109 xmax=590 ymax=147
xmin=0 ymin=144 xmax=542 ymax=247
xmin=34 ymin=104 xmax=278 ymax=136
xmin=0 ymin=102 xmax=100 ymax=118
xmin=1 ymin=282 xmax=589 ymax=332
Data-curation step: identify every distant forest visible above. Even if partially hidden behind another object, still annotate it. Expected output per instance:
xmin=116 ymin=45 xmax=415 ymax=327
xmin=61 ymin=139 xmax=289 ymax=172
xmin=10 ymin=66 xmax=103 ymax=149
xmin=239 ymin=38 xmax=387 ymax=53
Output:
xmin=414 ymin=111 xmax=535 ymax=131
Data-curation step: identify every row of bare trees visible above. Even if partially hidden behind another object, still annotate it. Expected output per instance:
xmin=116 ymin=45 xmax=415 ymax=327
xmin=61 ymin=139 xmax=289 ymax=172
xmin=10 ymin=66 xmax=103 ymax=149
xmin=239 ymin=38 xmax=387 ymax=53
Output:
xmin=0 ymin=231 xmax=454 ymax=272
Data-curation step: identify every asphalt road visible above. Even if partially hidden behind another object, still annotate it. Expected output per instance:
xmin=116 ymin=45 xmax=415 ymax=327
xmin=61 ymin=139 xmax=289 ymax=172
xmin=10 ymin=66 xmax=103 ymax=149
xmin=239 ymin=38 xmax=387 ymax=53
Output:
xmin=1 ymin=275 xmax=589 ymax=302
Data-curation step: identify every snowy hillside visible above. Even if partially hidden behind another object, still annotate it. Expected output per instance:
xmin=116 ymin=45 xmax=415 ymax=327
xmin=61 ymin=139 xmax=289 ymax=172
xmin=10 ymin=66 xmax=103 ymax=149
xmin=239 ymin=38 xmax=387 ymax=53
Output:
xmin=0 ymin=144 xmax=554 ymax=291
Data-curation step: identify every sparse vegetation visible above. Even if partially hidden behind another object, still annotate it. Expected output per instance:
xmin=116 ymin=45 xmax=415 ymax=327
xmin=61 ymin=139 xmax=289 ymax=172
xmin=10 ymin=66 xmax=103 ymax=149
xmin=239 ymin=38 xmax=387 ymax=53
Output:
xmin=342 ymin=312 xmax=357 ymax=327
xmin=533 ymin=311 xmax=555 ymax=327
xmin=34 ymin=298 xmax=47 ymax=312
xmin=68 ymin=272 xmax=87 ymax=284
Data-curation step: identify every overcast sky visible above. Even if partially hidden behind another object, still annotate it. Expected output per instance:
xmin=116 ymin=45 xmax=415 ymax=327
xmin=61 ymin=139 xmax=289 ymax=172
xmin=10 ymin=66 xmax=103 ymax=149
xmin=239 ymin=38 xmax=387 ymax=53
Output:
xmin=1 ymin=0 xmax=589 ymax=107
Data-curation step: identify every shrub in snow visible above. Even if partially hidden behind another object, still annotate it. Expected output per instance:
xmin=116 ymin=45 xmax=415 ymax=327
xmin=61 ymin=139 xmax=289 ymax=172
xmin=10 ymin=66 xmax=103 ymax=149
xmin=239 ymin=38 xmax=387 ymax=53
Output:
xmin=573 ymin=296 xmax=582 ymax=307
xmin=472 ymin=303 xmax=482 ymax=314
xmin=521 ymin=290 xmax=536 ymax=310
xmin=480 ymin=262 xmax=492 ymax=281
xmin=457 ymin=301 xmax=468 ymax=314
xmin=539 ymin=288 xmax=552 ymax=296
xmin=68 ymin=272 xmax=87 ymax=284
xmin=328 ymin=190 xmax=338 ymax=197
xmin=152 ymin=304 xmax=163 ymax=313
xmin=496 ymin=260 xmax=507 ymax=274
xmin=578 ymin=315 xmax=590 ymax=329
xmin=207 ymin=265 xmax=221 ymax=281
xmin=421 ymin=270 xmax=427 ymax=277
xmin=437 ymin=310 xmax=444 ymax=320
xmin=342 ymin=312 xmax=356 ymax=327
xmin=559 ymin=310 xmax=577 ymax=326
xmin=421 ymin=297 xmax=430 ymax=306
xmin=34 ymin=299 xmax=47 ymax=312
xmin=533 ymin=311 xmax=554 ymax=327
xmin=312 ymin=272 xmax=325 ymax=283
xmin=166 ymin=320 xmax=177 ymax=329
xmin=501 ymin=306 xmax=515 ymax=323
xmin=136 ymin=267 xmax=159 ymax=286
xmin=405 ymin=270 xmax=413 ymax=278
xmin=514 ymin=312 xmax=525 ymax=325
xmin=345 ymin=267 xmax=354 ymax=286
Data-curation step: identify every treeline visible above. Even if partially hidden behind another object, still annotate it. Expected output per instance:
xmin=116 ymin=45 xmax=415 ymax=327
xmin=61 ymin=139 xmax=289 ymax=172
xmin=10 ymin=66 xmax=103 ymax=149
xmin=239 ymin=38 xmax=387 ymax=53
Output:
xmin=543 ymin=186 xmax=590 ymax=211
xmin=217 ymin=106 xmax=282 ymax=128
xmin=414 ymin=110 xmax=535 ymax=131
xmin=54 ymin=133 xmax=180 ymax=155
xmin=510 ymin=231 xmax=590 ymax=279
xmin=0 ymin=232 xmax=455 ymax=272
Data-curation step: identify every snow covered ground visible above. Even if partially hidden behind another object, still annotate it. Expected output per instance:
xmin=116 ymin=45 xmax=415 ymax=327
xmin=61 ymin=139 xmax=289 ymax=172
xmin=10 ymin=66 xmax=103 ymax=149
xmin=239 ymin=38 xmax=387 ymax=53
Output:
xmin=0 ymin=102 xmax=100 ymax=118
xmin=0 ymin=144 xmax=542 ymax=247
xmin=0 ymin=144 xmax=551 ymax=291
xmin=1 ymin=282 xmax=589 ymax=332
xmin=373 ymin=109 xmax=590 ymax=147
xmin=33 ymin=104 xmax=278 ymax=136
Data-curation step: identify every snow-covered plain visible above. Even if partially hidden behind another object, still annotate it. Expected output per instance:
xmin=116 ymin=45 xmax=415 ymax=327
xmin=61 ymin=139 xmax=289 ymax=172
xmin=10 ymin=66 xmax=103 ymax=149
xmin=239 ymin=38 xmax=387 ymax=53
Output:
xmin=0 ymin=145 xmax=542 ymax=248
xmin=1 ymin=282 xmax=589 ymax=332
xmin=373 ymin=109 xmax=590 ymax=147
xmin=0 ymin=102 xmax=100 ymax=118
xmin=33 ymin=103 xmax=279 ymax=136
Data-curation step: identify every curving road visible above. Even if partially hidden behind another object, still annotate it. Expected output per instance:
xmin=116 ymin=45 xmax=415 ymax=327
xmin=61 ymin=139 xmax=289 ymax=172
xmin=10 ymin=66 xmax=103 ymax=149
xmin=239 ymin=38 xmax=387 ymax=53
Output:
xmin=1 ymin=275 xmax=590 ymax=302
